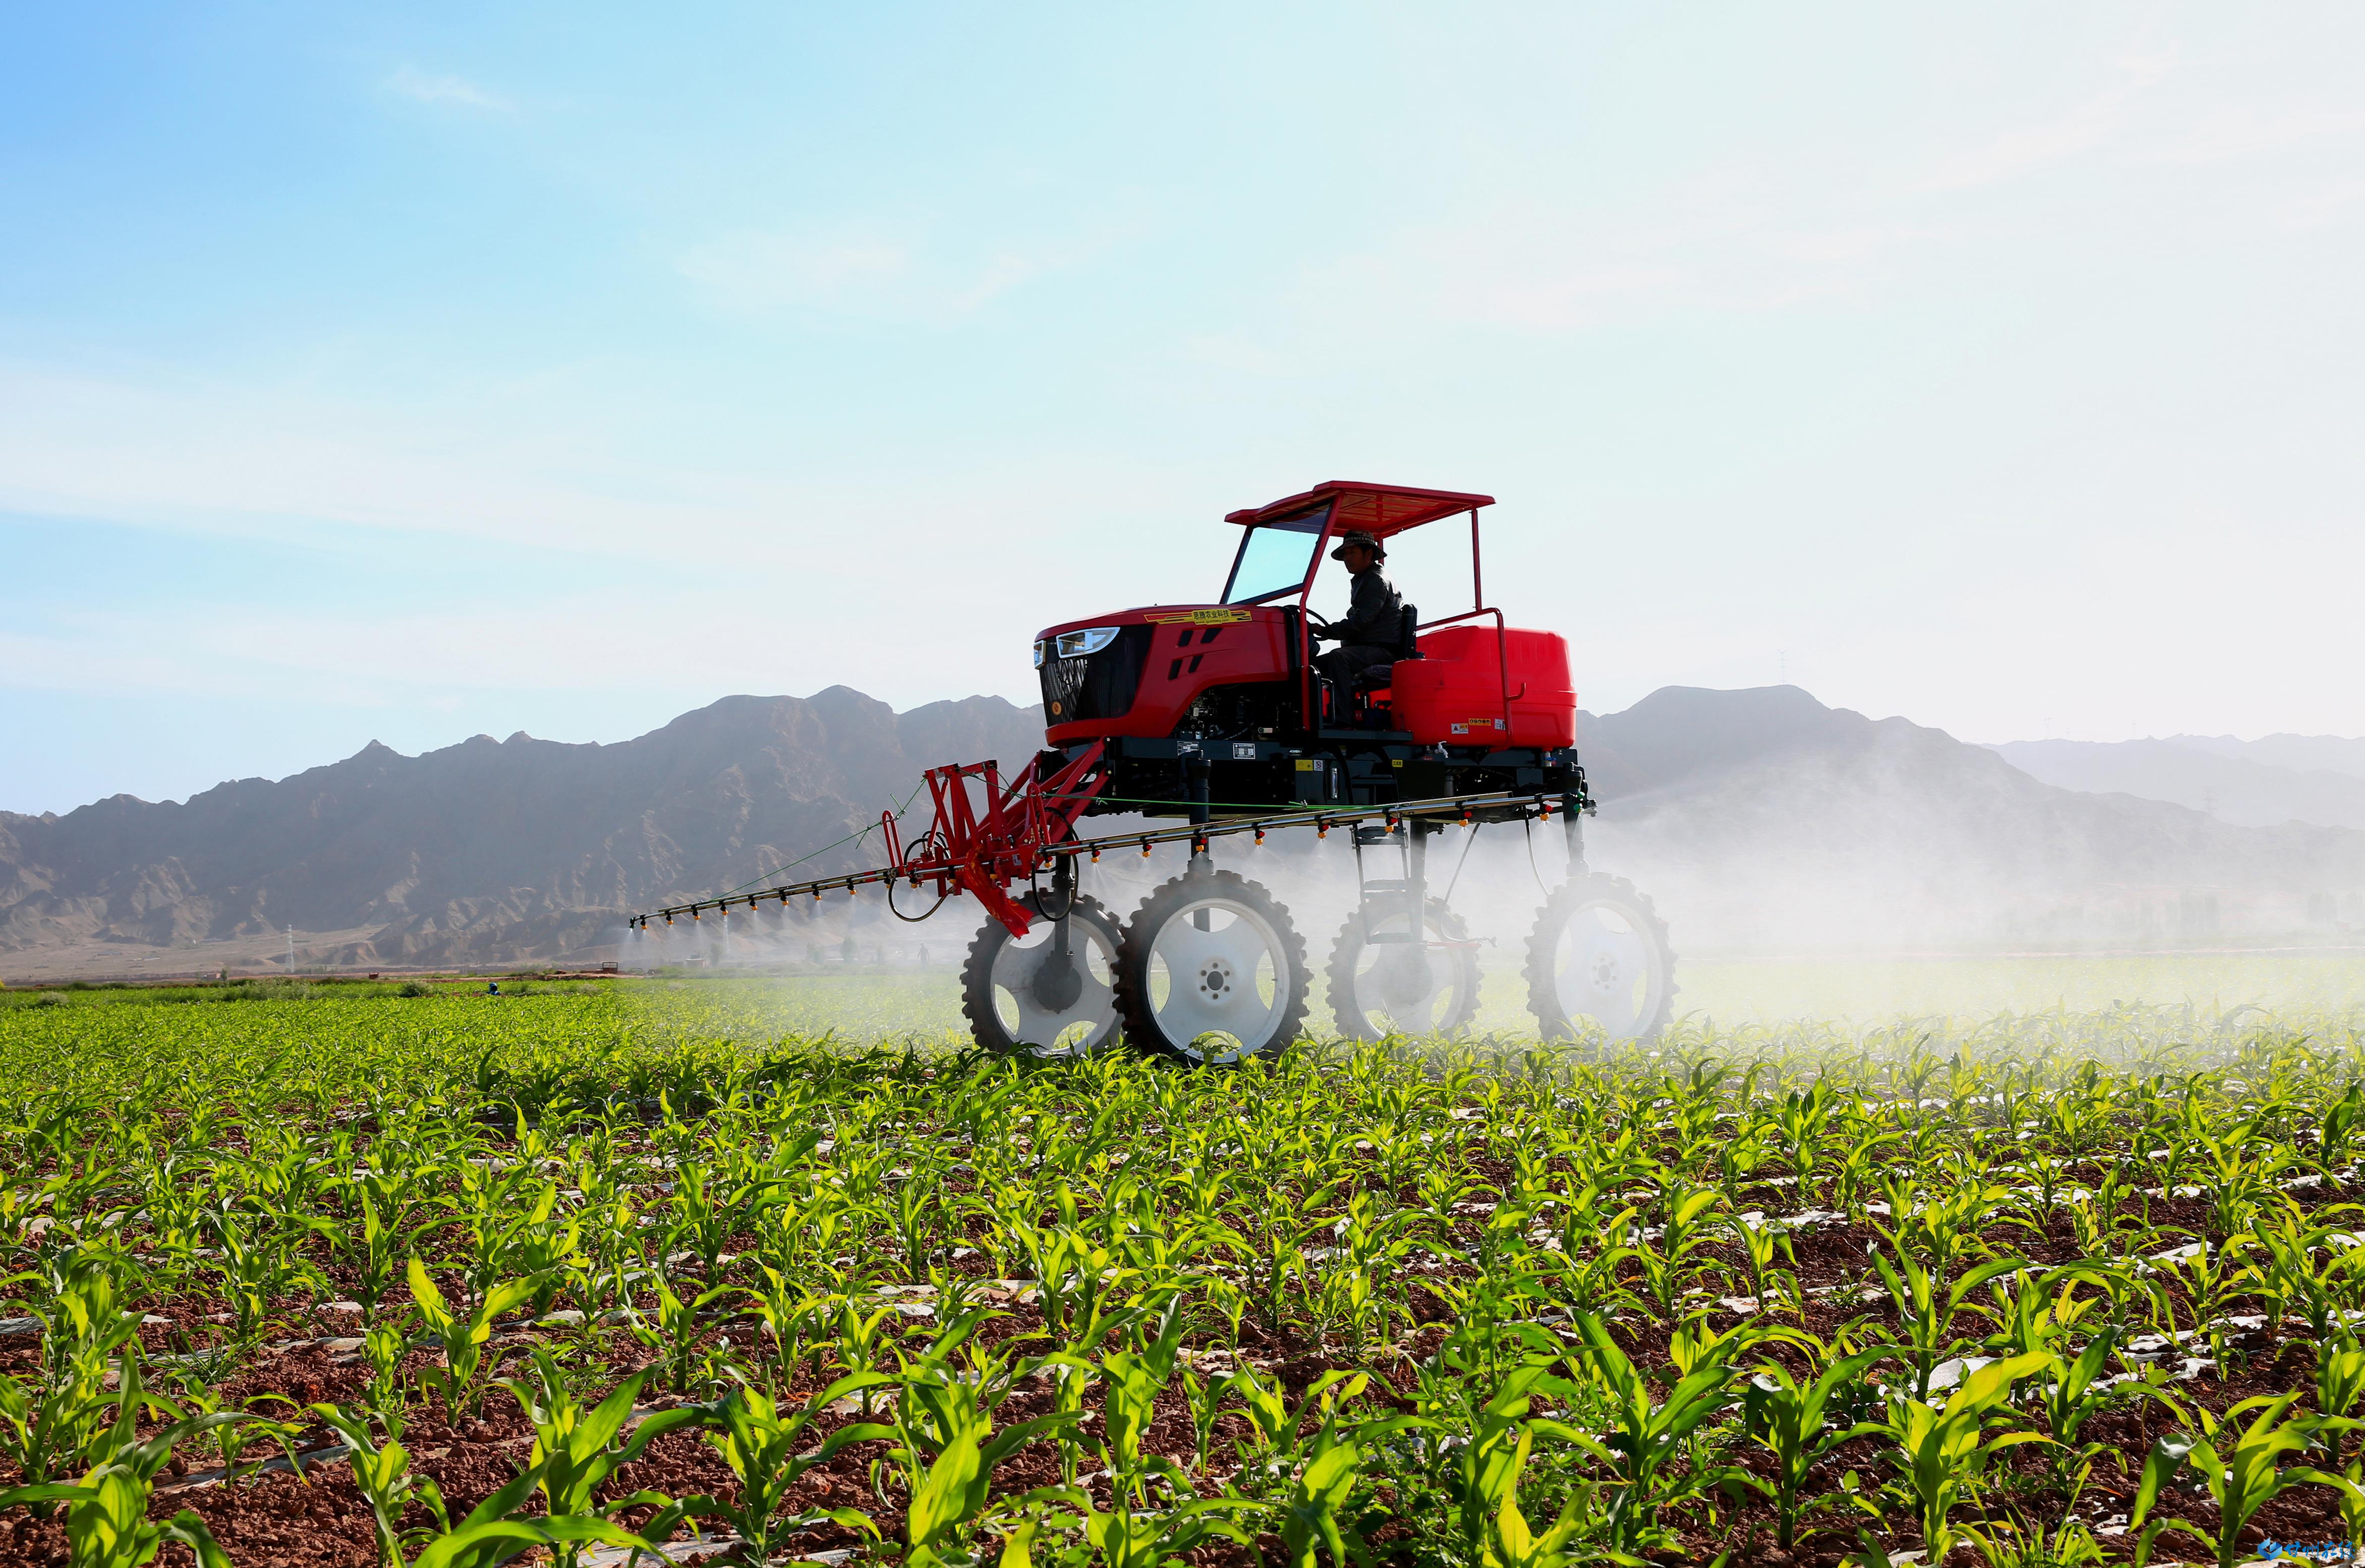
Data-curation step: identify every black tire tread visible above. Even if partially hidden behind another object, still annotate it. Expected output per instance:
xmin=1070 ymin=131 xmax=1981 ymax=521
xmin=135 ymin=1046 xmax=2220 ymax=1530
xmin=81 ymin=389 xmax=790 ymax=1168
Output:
xmin=959 ymin=891 xmax=1124 ymax=1057
xmin=1324 ymin=897 xmax=1481 ymax=1039
xmin=1113 ymin=869 xmax=1310 ymax=1064
xmin=1521 ymin=872 xmax=1678 ymax=1043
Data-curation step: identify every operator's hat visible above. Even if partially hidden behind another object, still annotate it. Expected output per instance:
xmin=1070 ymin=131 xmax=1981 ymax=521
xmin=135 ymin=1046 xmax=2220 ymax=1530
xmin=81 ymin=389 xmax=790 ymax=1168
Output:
xmin=1329 ymin=529 xmax=1385 ymax=560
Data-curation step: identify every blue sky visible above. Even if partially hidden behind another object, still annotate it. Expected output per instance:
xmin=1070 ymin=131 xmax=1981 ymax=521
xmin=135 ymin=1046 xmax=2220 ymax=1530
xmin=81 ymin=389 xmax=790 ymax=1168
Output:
xmin=5 ymin=4 xmax=2363 ymax=813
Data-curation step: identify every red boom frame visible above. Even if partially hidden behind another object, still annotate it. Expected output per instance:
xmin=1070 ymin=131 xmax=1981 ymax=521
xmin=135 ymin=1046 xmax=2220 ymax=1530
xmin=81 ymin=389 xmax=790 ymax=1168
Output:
xmin=880 ymin=742 xmax=1109 ymax=937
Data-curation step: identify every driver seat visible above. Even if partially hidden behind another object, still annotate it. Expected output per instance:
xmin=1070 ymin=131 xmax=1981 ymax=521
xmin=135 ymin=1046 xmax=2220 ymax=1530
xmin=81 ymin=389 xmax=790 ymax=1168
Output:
xmin=1352 ymin=604 xmax=1422 ymax=692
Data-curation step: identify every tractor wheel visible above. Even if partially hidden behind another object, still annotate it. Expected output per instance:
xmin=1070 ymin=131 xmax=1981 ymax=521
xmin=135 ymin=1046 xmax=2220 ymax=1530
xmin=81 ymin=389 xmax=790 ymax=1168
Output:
xmin=1522 ymin=873 xmax=1676 ymax=1044
xmin=1114 ymin=868 xmax=1309 ymax=1064
xmin=1325 ymin=897 xmax=1482 ymax=1040
xmin=959 ymin=891 xmax=1124 ymax=1058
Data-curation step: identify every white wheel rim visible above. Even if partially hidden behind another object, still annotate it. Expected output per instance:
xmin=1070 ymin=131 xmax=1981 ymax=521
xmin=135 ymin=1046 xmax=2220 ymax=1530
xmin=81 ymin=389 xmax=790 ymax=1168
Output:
xmin=988 ymin=916 xmax=1117 ymax=1054
xmin=1550 ymin=902 xmax=1660 ymax=1041
xmin=1147 ymin=896 xmax=1289 ymax=1062
xmin=1347 ymin=911 xmax=1466 ymax=1037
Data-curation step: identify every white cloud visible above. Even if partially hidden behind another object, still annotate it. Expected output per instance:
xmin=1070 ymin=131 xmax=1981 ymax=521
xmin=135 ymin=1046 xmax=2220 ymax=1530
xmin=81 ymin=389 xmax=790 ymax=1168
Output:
xmin=2160 ymin=105 xmax=2365 ymax=164
xmin=1463 ymin=262 xmax=1686 ymax=333
xmin=2289 ymin=180 xmax=2365 ymax=227
xmin=1296 ymin=190 xmax=1941 ymax=337
xmin=675 ymin=201 xmax=1153 ymax=325
xmin=1184 ymin=334 xmax=1294 ymax=377
xmin=0 ymin=360 xmax=717 ymax=555
xmin=0 ymin=595 xmax=713 ymax=702
xmin=1767 ymin=223 xmax=1941 ymax=266
xmin=0 ymin=354 xmax=1209 ymax=715
xmin=1912 ymin=50 xmax=2175 ymax=192
xmin=678 ymin=233 xmax=912 ymax=312
xmin=1811 ymin=518 xmax=2365 ymax=744
xmin=384 ymin=66 xmax=512 ymax=113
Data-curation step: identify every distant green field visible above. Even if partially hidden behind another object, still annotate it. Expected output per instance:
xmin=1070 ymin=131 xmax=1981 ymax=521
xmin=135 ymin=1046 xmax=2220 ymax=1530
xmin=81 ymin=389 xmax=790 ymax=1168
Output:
xmin=1649 ymin=950 xmax=2365 ymax=1026
xmin=9 ymin=951 xmax=2357 ymax=1039
xmin=624 ymin=949 xmax=2365 ymax=1045
xmin=0 ymin=975 xmax=607 ymax=1010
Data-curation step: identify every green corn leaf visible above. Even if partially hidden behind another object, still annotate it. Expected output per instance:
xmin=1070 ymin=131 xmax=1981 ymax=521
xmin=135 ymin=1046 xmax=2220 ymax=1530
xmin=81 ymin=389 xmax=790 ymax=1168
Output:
xmin=907 ymin=1433 xmax=985 ymax=1550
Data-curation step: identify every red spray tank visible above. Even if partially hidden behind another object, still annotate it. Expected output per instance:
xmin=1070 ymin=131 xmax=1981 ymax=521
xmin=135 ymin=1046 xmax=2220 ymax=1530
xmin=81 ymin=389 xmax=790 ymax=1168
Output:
xmin=1389 ymin=626 xmax=1576 ymax=749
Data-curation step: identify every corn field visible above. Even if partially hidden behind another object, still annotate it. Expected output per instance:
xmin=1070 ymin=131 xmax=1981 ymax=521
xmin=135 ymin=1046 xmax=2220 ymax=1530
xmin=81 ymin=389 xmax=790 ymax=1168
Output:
xmin=6 ymin=985 xmax=2365 ymax=1568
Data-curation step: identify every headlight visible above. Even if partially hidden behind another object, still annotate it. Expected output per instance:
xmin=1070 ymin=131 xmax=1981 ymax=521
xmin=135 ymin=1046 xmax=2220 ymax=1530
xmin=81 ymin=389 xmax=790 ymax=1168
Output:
xmin=1054 ymin=626 xmax=1119 ymax=659
xmin=1033 ymin=639 xmax=1047 ymax=669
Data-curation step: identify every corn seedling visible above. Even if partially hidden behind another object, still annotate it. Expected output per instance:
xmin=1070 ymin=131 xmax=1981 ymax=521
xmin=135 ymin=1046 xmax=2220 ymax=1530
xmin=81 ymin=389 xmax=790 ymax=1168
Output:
xmin=1738 ymin=1346 xmax=1889 ymax=1549
xmin=1872 ymin=1352 xmax=2052 ymax=1564
xmin=406 ymin=1257 xmax=542 ymax=1421
xmin=9 ymin=984 xmax=2365 ymax=1566
xmin=1561 ymin=1310 xmax=1754 ymax=1554
xmin=1868 ymin=1245 xmax=2023 ymax=1405
xmin=0 ymin=1365 xmax=259 ymax=1568
xmin=1626 ymin=1178 xmax=1730 ymax=1317
xmin=0 ymin=1259 xmax=151 ymax=1514
xmin=496 ymin=1353 xmax=705 ymax=1566
xmin=628 ymin=1273 xmax=738 ymax=1396
xmin=2319 ymin=1330 xmax=2365 ymax=1468
xmin=2130 ymin=1391 xmax=2358 ymax=1568
xmin=675 ymin=1371 xmax=895 ymax=1559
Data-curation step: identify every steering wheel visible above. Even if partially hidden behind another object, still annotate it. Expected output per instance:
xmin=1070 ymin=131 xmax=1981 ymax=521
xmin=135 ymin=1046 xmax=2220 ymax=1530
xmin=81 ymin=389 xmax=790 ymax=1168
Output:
xmin=1303 ymin=609 xmax=1333 ymax=641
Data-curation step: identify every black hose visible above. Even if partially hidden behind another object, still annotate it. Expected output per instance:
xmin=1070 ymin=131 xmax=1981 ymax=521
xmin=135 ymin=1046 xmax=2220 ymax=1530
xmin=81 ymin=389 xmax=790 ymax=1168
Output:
xmin=1441 ymin=821 xmax=1483 ymax=905
xmin=1522 ymin=818 xmax=1552 ymax=897
xmin=886 ymin=878 xmax=948 ymax=923
xmin=1029 ymin=846 xmax=1081 ymax=919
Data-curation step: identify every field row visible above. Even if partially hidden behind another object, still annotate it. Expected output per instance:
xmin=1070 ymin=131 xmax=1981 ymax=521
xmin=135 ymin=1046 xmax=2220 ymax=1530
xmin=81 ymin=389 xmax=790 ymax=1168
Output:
xmin=4 ymin=992 xmax=2365 ymax=1568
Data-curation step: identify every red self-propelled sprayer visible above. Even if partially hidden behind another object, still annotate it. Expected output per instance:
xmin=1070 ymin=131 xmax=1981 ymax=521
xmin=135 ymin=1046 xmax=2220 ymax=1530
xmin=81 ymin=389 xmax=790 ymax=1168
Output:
xmin=630 ymin=481 xmax=1674 ymax=1062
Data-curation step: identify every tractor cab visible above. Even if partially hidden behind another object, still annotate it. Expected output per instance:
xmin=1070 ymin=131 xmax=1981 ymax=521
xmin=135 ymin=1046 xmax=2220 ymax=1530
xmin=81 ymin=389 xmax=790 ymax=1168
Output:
xmin=1220 ymin=482 xmax=1497 ymax=732
xmin=1034 ymin=480 xmax=1583 ymax=821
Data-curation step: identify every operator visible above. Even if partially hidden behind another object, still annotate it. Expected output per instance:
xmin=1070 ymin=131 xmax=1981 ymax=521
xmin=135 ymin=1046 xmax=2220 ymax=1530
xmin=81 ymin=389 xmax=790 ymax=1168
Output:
xmin=1311 ymin=529 xmax=1402 ymax=687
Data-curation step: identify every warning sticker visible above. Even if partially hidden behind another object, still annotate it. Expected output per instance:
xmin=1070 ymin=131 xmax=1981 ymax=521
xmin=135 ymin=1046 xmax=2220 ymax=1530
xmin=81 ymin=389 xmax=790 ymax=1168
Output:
xmin=1146 ymin=607 xmax=1252 ymax=626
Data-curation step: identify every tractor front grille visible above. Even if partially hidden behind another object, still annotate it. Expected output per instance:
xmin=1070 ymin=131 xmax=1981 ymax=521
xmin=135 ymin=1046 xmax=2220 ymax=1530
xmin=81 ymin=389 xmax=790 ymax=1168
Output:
xmin=1040 ymin=625 xmax=1151 ymax=725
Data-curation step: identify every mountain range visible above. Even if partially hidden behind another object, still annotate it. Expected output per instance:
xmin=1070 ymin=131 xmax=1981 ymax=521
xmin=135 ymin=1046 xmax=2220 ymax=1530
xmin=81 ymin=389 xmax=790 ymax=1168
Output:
xmin=4 ymin=684 xmax=2362 ymax=976
xmin=1580 ymin=689 xmax=2365 ymax=952
xmin=1987 ymin=736 xmax=2365 ymax=832
xmin=0 ymin=689 xmax=1043 ymax=974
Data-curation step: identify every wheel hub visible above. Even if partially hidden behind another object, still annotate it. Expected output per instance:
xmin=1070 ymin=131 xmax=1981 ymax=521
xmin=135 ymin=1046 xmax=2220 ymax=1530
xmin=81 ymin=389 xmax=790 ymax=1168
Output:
xmin=1031 ymin=943 xmax=1084 ymax=1012
xmin=977 ymin=900 xmax=1118 ymax=1057
xmin=1379 ymin=948 xmax=1435 ymax=1007
xmin=1194 ymin=955 xmax=1237 ymax=1004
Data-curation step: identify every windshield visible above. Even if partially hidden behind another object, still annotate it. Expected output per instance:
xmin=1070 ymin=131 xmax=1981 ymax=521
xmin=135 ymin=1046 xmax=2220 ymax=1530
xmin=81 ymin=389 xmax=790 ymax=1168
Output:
xmin=1221 ymin=505 xmax=1331 ymax=604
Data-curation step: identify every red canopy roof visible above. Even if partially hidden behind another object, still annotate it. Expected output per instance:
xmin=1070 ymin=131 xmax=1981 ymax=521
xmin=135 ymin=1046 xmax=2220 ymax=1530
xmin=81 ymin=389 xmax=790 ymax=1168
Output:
xmin=1224 ymin=480 xmax=1494 ymax=540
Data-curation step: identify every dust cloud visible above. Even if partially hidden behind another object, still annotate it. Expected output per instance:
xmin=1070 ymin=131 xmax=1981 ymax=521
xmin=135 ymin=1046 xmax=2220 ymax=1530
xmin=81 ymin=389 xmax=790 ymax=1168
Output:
xmin=614 ymin=727 xmax=2365 ymax=1037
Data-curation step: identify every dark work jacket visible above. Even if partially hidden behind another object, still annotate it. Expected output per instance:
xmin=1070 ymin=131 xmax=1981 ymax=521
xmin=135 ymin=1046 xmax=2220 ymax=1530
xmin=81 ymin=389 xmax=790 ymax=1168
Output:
xmin=1334 ymin=566 xmax=1402 ymax=647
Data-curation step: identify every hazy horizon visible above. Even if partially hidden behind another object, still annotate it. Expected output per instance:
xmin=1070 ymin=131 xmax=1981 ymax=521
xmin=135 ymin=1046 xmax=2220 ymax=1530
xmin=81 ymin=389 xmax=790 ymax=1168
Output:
xmin=14 ymin=675 xmax=2365 ymax=819
xmin=19 ymin=676 xmax=2365 ymax=820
